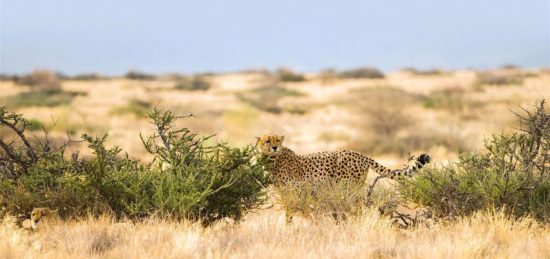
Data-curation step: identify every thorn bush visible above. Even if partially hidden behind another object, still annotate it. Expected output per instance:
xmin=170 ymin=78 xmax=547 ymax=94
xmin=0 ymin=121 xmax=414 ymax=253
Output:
xmin=0 ymin=107 xmax=270 ymax=225
xmin=399 ymin=100 xmax=549 ymax=222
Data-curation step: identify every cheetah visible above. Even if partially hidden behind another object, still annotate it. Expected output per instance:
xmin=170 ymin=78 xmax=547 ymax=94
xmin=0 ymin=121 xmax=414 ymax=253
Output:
xmin=22 ymin=207 xmax=61 ymax=231
xmin=256 ymin=134 xmax=431 ymax=185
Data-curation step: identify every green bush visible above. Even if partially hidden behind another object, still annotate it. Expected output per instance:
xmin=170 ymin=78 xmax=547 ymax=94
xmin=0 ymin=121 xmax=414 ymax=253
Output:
xmin=475 ymin=71 xmax=525 ymax=86
xmin=402 ymin=68 xmax=446 ymax=76
xmin=317 ymin=68 xmax=338 ymax=84
xmin=2 ymin=89 xmax=83 ymax=108
xmin=0 ymin=107 xmax=270 ymax=225
xmin=0 ymin=74 xmax=17 ymax=81
xmin=71 ymin=73 xmax=104 ymax=81
xmin=275 ymin=68 xmax=306 ymax=82
xmin=110 ymin=99 xmax=153 ymax=118
xmin=125 ymin=70 xmax=155 ymax=80
xmin=174 ymin=76 xmax=211 ymax=91
xmin=14 ymin=70 xmax=61 ymax=91
xmin=338 ymin=67 xmax=385 ymax=79
xmin=25 ymin=119 xmax=46 ymax=131
xmin=237 ymin=85 xmax=306 ymax=114
xmin=399 ymin=101 xmax=550 ymax=222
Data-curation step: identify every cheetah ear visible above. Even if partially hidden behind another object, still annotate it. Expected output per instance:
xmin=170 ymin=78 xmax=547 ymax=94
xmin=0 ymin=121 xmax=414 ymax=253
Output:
xmin=280 ymin=135 xmax=285 ymax=141
xmin=255 ymin=137 xmax=261 ymax=144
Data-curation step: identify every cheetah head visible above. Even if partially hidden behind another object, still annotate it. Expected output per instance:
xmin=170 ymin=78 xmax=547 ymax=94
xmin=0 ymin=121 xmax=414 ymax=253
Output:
xmin=256 ymin=134 xmax=285 ymax=156
xmin=30 ymin=207 xmax=58 ymax=230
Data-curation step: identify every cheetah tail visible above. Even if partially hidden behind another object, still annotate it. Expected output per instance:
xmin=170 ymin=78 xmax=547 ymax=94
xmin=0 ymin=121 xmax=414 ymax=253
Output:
xmin=390 ymin=154 xmax=431 ymax=179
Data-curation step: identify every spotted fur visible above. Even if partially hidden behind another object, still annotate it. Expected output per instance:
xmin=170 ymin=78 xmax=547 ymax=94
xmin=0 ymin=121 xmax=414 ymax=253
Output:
xmin=257 ymin=134 xmax=431 ymax=185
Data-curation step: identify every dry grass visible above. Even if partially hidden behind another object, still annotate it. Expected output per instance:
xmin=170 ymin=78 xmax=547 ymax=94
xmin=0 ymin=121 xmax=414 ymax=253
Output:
xmin=1 ymin=210 xmax=548 ymax=258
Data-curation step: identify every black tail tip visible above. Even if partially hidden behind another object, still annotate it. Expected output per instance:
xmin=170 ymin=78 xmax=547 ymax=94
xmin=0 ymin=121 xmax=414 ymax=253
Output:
xmin=417 ymin=153 xmax=431 ymax=164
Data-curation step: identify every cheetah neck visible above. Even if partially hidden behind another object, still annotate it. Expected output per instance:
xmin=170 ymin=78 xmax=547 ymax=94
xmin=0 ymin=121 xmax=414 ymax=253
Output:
xmin=267 ymin=147 xmax=304 ymax=183
xmin=274 ymin=147 xmax=300 ymax=163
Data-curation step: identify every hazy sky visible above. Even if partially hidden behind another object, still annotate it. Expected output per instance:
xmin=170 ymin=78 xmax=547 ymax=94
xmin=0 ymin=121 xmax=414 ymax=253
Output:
xmin=1 ymin=0 xmax=548 ymax=75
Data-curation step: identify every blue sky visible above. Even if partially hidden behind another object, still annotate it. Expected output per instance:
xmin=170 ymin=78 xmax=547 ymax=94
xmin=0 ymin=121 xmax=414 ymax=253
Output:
xmin=1 ymin=0 xmax=548 ymax=75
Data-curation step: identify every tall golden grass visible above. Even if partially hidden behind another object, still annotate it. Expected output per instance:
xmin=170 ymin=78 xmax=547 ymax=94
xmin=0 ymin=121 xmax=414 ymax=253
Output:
xmin=1 ymin=209 xmax=548 ymax=258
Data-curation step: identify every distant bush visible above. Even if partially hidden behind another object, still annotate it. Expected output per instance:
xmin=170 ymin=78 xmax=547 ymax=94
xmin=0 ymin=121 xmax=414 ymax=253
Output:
xmin=475 ymin=71 xmax=525 ymax=86
xmin=352 ymin=87 xmax=416 ymax=137
xmin=25 ymin=119 xmax=46 ymax=131
xmin=0 ymin=107 xmax=270 ymax=225
xmin=317 ymin=68 xmax=338 ymax=84
xmin=402 ymin=68 xmax=447 ymax=76
xmin=237 ymin=85 xmax=306 ymax=114
xmin=3 ymin=90 xmax=83 ymax=108
xmin=500 ymin=64 xmax=520 ymax=70
xmin=71 ymin=73 xmax=104 ymax=81
xmin=399 ymin=101 xmax=550 ymax=222
xmin=125 ymin=70 xmax=155 ymax=80
xmin=238 ymin=68 xmax=272 ymax=75
xmin=421 ymin=87 xmax=484 ymax=119
xmin=422 ymin=87 xmax=466 ymax=110
xmin=175 ymin=76 xmax=211 ymax=91
xmin=338 ymin=67 xmax=385 ymax=79
xmin=15 ymin=70 xmax=61 ymax=91
xmin=345 ymin=87 xmax=470 ymax=156
xmin=110 ymin=99 xmax=153 ymax=118
xmin=275 ymin=68 xmax=306 ymax=82
xmin=0 ymin=74 xmax=17 ymax=81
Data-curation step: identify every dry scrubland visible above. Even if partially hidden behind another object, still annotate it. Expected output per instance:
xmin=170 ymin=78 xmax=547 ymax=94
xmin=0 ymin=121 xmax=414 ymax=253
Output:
xmin=1 ymin=67 xmax=548 ymax=162
xmin=0 ymin=67 xmax=549 ymax=258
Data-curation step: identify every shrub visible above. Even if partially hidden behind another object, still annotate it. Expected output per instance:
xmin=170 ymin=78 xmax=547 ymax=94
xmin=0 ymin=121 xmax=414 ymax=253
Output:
xmin=237 ymin=85 xmax=306 ymax=114
xmin=0 ymin=107 xmax=270 ymax=225
xmin=15 ymin=70 xmax=61 ymax=91
xmin=71 ymin=73 xmax=104 ymax=81
xmin=317 ymin=68 xmax=338 ymax=84
xmin=174 ymin=76 xmax=211 ymax=91
xmin=399 ymin=101 xmax=550 ymax=222
xmin=25 ymin=119 xmax=46 ymax=131
xmin=110 ymin=99 xmax=153 ymax=118
xmin=345 ymin=87 xmax=471 ymax=156
xmin=345 ymin=87 xmax=415 ymax=155
xmin=275 ymin=68 xmax=306 ymax=82
xmin=402 ymin=68 xmax=447 ymax=76
xmin=2 ymin=90 xmax=83 ymax=108
xmin=475 ymin=71 xmax=525 ymax=86
xmin=0 ymin=74 xmax=17 ymax=81
xmin=2 ymin=90 xmax=84 ymax=108
xmin=421 ymin=87 xmax=484 ymax=119
xmin=125 ymin=70 xmax=155 ymax=80
xmin=338 ymin=67 xmax=385 ymax=79
xmin=351 ymin=87 xmax=416 ymax=137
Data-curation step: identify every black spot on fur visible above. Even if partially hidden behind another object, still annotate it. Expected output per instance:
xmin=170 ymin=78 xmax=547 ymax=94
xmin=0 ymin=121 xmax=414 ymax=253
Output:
xmin=417 ymin=154 xmax=431 ymax=165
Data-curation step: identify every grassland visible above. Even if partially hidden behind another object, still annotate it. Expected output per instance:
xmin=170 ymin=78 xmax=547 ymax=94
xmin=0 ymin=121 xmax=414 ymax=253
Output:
xmin=0 ymin=67 xmax=549 ymax=258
